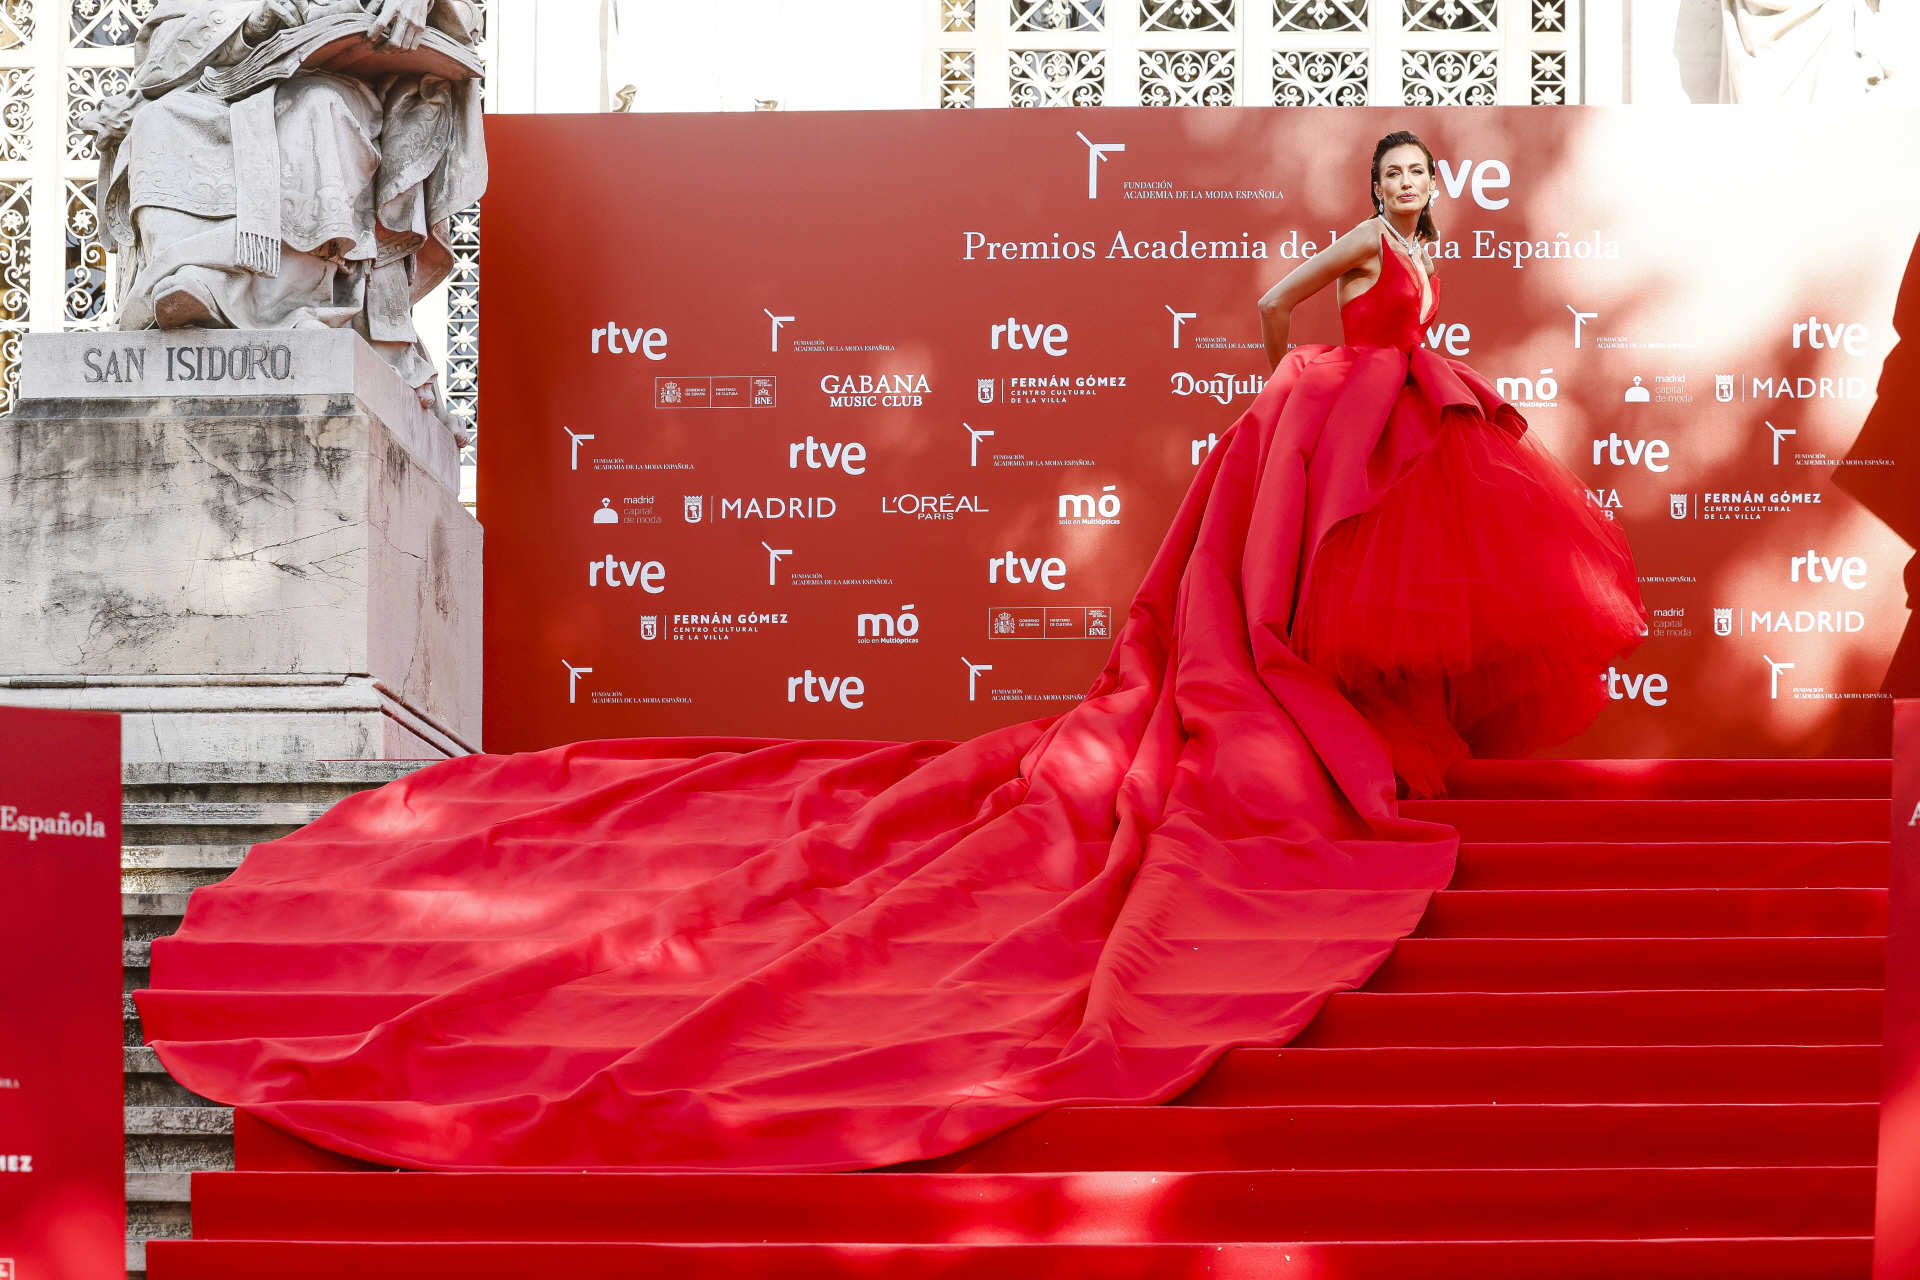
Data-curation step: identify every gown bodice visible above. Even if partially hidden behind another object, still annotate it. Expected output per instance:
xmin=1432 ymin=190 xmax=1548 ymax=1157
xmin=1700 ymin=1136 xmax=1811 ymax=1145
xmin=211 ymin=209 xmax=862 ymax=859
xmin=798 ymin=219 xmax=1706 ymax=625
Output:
xmin=1340 ymin=229 xmax=1439 ymax=350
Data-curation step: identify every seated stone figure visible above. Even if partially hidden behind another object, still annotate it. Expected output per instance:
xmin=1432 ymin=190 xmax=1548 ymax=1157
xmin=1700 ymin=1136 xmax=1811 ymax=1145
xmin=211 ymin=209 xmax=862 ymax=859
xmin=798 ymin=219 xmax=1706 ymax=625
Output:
xmin=84 ymin=0 xmax=486 ymax=419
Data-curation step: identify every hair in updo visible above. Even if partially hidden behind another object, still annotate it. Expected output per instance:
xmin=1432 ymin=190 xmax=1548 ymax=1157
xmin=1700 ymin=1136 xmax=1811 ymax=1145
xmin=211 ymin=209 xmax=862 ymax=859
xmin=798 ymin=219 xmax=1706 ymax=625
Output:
xmin=1371 ymin=130 xmax=1438 ymax=244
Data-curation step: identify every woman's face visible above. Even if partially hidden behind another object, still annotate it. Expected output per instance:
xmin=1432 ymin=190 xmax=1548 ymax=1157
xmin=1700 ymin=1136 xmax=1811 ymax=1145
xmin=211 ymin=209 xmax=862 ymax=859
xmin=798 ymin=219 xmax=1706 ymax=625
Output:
xmin=1375 ymin=144 xmax=1432 ymax=213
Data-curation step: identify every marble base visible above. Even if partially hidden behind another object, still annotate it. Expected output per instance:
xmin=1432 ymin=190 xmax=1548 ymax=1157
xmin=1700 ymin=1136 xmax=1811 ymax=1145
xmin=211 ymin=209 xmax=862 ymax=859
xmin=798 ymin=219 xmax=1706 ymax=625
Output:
xmin=0 ymin=331 xmax=481 ymax=762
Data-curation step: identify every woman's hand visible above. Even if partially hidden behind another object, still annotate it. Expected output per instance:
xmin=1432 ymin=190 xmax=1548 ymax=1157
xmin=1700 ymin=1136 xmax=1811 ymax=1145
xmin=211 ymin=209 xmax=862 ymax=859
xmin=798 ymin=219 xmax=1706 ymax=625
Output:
xmin=370 ymin=0 xmax=432 ymax=49
xmin=243 ymin=0 xmax=302 ymax=43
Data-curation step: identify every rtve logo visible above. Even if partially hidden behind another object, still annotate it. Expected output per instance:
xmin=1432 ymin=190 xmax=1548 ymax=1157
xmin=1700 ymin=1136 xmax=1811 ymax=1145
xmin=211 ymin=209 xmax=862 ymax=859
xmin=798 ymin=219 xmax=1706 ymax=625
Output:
xmin=789 ymin=436 xmax=867 ymax=475
xmin=1792 ymin=315 xmax=1869 ymax=355
xmin=988 ymin=551 xmax=1067 ymax=591
xmin=589 ymin=322 xmax=668 ymax=358
xmin=1591 ymin=433 xmax=1670 ymax=473
xmin=1605 ymin=667 xmax=1669 ymax=707
xmin=1789 ymin=549 xmax=1868 ymax=590
xmin=587 ymin=555 xmax=666 ymax=592
xmin=1433 ymin=158 xmax=1512 ymax=211
xmin=991 ymin=317 xmax=1069 ymax=357
xmin=787 ymin=670 xmax=866 ymax=710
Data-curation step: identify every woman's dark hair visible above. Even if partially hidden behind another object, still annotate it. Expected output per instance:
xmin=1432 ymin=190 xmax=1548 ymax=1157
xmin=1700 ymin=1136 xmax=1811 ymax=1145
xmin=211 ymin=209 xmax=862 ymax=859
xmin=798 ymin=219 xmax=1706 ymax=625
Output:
xmin=1371 ymin=130 xmax=1439 ymax=244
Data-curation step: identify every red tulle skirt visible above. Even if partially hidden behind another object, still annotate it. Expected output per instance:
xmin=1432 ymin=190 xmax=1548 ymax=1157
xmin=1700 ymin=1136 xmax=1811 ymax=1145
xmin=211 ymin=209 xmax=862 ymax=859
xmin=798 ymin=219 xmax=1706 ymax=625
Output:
xmin=1291 ymin=416 xmax=1648 ymax=797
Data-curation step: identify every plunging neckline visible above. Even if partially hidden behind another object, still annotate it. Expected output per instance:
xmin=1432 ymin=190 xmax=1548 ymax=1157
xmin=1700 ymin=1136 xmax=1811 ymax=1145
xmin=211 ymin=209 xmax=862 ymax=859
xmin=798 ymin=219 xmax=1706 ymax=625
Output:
xmin=1347 ymin=227 xmax=1435 ymax=323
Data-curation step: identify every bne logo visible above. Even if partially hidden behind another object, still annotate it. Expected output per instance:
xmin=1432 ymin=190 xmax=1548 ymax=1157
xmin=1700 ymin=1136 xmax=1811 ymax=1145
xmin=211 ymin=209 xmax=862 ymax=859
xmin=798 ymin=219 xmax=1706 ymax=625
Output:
xmin=587 ymin=555 xmax=667 ymax=592
xmin=1059 ymin=486 xmax=1121 ymax=520
xmin=788 ymin=670 xmax=865 ymax=709
xmin=991 ymin=317 xmax=1069 ymax=357
xmin=1792 ymin=316 xmax=1869 ymax=355
xmin=857 ymin=605 xmax=919 ymax=639
xmin=789 ymin=436 xmax=867 ymax=475
xmin=1606 ymin=667 xmax=1669 ymax=707
xmin=589 ymin=323 xmax=668 ymax=358
xmin=1789 ymin=549 xmax=1868 ymax=590
xmin=989 ymin=551 xmax=1067 ymax=591
xmin=1591 ymin=433 xmax=1670 ymax=472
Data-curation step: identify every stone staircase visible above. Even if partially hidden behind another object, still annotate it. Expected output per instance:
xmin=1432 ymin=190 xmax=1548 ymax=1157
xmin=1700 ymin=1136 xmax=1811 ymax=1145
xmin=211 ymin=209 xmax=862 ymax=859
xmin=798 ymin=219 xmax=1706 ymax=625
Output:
xmin=120 ymin=762 xmax=431 ymax=1277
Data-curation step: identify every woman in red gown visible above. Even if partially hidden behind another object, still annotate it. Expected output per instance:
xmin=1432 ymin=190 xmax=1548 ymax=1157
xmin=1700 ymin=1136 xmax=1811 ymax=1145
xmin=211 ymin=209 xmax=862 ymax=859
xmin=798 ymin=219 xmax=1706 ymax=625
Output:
xmin=136 ymin=129 xmax=1646 ymax=1174
xmin=1267 ymin=130 xmax=1648 ymax=797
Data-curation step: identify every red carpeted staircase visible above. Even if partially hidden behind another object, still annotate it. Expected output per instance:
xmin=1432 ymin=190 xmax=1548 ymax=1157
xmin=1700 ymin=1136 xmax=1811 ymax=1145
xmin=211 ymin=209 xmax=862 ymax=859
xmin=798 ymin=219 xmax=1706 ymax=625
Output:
xmin=146 ymin=758 xmax=1890 ymax=1279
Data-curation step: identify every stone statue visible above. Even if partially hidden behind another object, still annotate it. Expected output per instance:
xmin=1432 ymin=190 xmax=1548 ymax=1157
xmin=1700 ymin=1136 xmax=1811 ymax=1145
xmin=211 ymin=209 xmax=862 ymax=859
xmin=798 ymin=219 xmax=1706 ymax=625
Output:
xmin=81 ymin=0 xmax=487 ymax=421
xmin=1719 ymin=0 xmax=1893 ymax=103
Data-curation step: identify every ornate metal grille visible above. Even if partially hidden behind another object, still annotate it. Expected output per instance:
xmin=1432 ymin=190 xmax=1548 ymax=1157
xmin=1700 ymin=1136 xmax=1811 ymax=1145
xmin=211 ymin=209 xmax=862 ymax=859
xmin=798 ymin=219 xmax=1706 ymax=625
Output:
xmin=931 ymin=0 xmax=1580 ymax=109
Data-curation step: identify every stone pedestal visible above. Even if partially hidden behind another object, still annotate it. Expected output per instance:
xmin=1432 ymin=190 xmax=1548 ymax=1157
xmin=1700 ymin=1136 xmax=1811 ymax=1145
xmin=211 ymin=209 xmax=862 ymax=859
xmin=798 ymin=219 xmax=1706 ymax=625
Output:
xmin=0 ymin=330 xmax=482 ymax=761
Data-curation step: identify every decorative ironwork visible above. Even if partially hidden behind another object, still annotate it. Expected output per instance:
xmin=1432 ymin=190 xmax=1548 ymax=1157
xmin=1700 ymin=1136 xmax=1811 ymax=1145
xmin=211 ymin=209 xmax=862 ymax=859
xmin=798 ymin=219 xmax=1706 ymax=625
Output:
xmin=1141 ymin=0 xmax=1234 ymax=31
xmin=1141 ymin=49 xmax=1235 ymax=105
xmin=1274 ymin=0 xmax=1367 ymax=32
xmin=1531 ymin=49 xmax=1566 ymax=103
xmin=1274 ymin=49 xmax=1369 ymax=104
xmin=63 ymin=179 xmax=107 ymax=327
xmin=0 ymin=179 xmax=31 ymax=412
xmin=1402 ymin=48 xmax=1498 ymax=102
xmin=69 ymin=0 xmax=156 ymax=48
xmin=1011 ymin=0 xmax=1105 ymax=32
xmin=1532 ymin=0 xmax=1564 ymax=32
xmin=1010 ymin=49 xmax=1105 ymax=105
xmin=65 ymin=66 xmax=129 ymax=160
xmin=940 ymin=50 xmax=977 ymax=107
xmin=0 ymin=68 xmax=30 ymax=163
xmin=445 ymin=203 xmax=480 ymax=455
xmin=0 ymin=1 xmax=31 ymax=52
xmin=942 ymin=0 xmax=977 ymax=30
xmin=1402 ymin=0 xmax=1496 ymax=32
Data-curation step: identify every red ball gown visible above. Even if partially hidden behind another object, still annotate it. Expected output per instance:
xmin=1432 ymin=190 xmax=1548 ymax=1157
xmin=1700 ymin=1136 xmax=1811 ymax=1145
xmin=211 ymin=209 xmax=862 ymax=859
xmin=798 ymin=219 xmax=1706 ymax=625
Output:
xmin=136 ymin=228 xmax=1645 ymax=1173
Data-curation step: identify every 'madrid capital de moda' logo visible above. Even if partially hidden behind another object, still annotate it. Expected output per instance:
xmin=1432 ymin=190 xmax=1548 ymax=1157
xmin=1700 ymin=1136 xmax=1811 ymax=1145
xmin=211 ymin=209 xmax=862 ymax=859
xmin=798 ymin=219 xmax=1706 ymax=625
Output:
xmin=0 ymin=805 xmax=106 ymax=842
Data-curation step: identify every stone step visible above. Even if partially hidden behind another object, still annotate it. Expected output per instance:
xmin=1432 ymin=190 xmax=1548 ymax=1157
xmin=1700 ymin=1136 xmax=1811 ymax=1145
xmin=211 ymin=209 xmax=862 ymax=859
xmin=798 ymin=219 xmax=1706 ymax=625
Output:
xmin=122 ymin=844 xmax=249 ymax=895
xmin=123 ymin=760 xmax=428 ymax=804
xmin=128 ymin=1171 xmax=191 ymax=1203
xmin=127 ymin=1105 xmax=234 ymax=1137
xmin=121 ymin=801 xmax=337 ymax=845
xmin=125 ymin=1130 xmax=234 ymax=1174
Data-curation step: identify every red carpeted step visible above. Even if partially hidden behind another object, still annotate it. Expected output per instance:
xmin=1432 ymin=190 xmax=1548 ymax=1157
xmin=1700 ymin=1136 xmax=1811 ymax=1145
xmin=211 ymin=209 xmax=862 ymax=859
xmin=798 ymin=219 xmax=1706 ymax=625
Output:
xmin=185 ymin=1166 xmax=1874 ymax=1243
xmin=1414 ymin=888 xmax=1886 ymax=938
xmin=1364 ymin=937 xmax=1884 ymax=991
xmin=1400 ymin=798 xmax=1888 ymax=842
xmin=1292 ymin=988 xmax=1881 ymax=1047
xmin=1450 ymin=841 xmax=1888 ymax=890
xmin=144 ymin=1236 xmax=1876 ymax=1280
xmin=1443 ymin=758 xmax=1891 ymax=800
xmin=909 ymin=1102 xmax=1878 ymax=1172
xmin=1174 ymin=1045 xmax=1881 ymax=1105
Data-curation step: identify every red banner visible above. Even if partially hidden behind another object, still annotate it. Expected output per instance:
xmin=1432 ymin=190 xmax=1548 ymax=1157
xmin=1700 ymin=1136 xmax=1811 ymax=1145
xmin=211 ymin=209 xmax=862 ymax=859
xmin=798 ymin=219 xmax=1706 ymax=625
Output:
xmin=1880 ymin=698 xmax=1920 ymax=1278
xmin=0 ymin=707 xmax=122 ymax=1280
xmin=480 ymin=107 xmax=1915 ymax=756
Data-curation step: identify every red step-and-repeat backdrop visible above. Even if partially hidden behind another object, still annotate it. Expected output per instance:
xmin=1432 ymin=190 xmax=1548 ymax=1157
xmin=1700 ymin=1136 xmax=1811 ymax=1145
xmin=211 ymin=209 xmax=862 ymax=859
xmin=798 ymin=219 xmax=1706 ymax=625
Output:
xmin=0 ymin=707 xmax=122 ymax=1280
xmin=480 ymin=106 xmax=1918 ymax=757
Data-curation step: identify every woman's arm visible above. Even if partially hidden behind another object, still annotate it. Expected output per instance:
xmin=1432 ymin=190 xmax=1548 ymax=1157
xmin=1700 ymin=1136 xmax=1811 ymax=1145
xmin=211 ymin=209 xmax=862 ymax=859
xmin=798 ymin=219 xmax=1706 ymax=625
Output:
xmin=1257 ymin=219 xmax=1380 ymax=370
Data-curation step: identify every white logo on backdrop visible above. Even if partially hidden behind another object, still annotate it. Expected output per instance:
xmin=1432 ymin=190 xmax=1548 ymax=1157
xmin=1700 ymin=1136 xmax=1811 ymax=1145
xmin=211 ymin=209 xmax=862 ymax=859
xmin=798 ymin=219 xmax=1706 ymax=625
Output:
xmin=1716 ymin=373 xmax=1734 ymax=403
xmin=1567 ymin=305 xmax=1596 ymax=348
xmin=1623 ymin=376 xmax=1650 ymax=404
xmin=564 ymin=427 xmax=595 ymax=470
xmin=1714 ymin=608 xmax=1733 ymax=636
xmin=763 ymin=542 xmax=792 ymax=585
xmin=1770 ymin=422 xmax=1797 ymax=465
xmin=1765 ymin=655 xmax=1795 ymax=700
xmin=1670 ymin=493 xmax=1689 ymax=519
xmin=1077 ymin=131 xmax=1125 ymax=198
xmin=765 ymin=309 xmax=795 ymax=352
xmin=563 ymin=660 xmax=592 ymax=704
xmin=977 ymin=378 xmax=995 ymax=404
xmin=593 ymin=498 xmax=618 ymax=525
xmin=963 ymin=657 xmax=993 ymax=701
xmin=966 ymin=422 xmax=995 ymax=466
xmin=640 ymin=616 xmax=659 ymax=641
xmin=1166 ymin=305 xmax=1195 ymax=348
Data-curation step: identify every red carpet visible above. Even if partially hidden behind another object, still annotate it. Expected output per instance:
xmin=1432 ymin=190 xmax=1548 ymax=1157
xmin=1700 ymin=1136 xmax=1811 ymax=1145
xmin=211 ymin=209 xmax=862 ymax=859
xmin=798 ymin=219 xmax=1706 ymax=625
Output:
xmin=149 ymin=757 xmax=1888 ymax=1279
